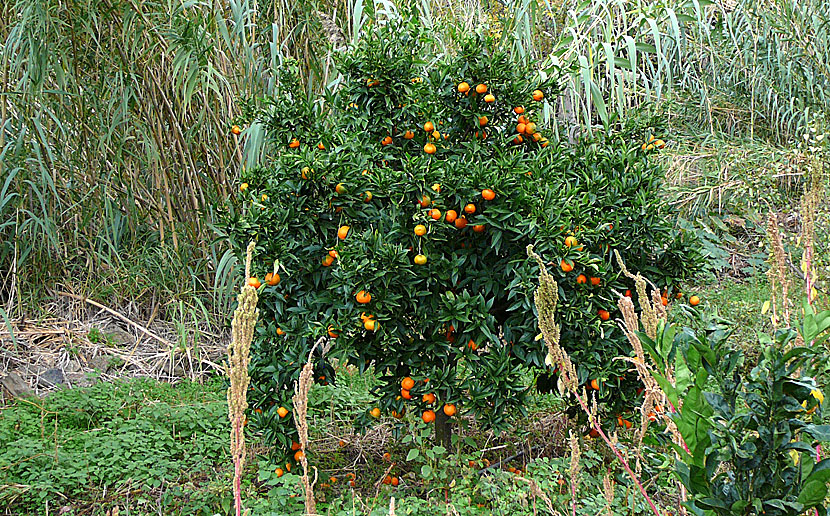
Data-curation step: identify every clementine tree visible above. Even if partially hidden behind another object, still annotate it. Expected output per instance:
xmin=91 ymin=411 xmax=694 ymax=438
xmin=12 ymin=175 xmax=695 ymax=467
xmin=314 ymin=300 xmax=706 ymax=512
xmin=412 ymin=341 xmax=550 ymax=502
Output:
xmin=219 ymin=14 xmax=700 ymax=461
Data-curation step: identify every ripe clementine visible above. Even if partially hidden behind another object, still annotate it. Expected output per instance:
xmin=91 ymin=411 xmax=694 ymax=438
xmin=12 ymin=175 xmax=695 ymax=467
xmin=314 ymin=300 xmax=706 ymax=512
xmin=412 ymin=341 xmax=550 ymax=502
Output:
xmin=403 ymin=130 xmax=415 ymax=139
xmin=322 ymin=255 xmax=334 ymax=267
xmin=524 ymin=122 xmax=537 ymax=135
xmin=429 ymin=208 xmax=442 ymax=220
xmin=356 ymin=290 xmax=372 ymax=304
xmin=473 ymin=224 xmax=485 ymax=233
xmin=475 ymin=84 xmax=487 ymax=94
xmin=414 ymin=224 xmax=427 ymax=236
xmin=276 ymin=327 xmax=285 ymax=336
xmin=317 ymin=142 xmax=326 ymax=150
xmin=513 ymin=106 xmax=525 ymax=115
xmin=381 ymin=136 xmax=393 ymax=146
xmin=481 ymin=188 xmax=496 ymax=200
xmin=247 ymin=277 xmax=262 ymax=289
xmin=443 ymin=403 xmax=457 ymax=417
xmin=239 ymin=182 xmax=248 ymax=192
xmin=516 ymin=123 xmax=527 ymax=134
xmin=464 ymin=203 xmax=476 ymax=214
xmin=414 ymin=254 xmax=427 ymax=265
xmin=422 ymin=393 xmax=436 ymax=404
xmin=454 ymin=216 xmax=468 ymax=229
xmin=590 ymin=277 xmax=601 ymax=286
xmin=513 ymin=135 xmax=523 ymax=144
xmin=576 ymin=274 xmax=587 ymax=284
xmin=401 ymin=377 xmax=415 ymax=390
xmin=467 ymin=339 xmax=478 ymax=351
xmin=445 ymin=210 xmax=458 ymax=223
xmin=564 ymin=236 xmax=578 ymax=247
xmin=590 ymin=379 xmax=600 ymax=390
xmin=335 ymin=183 xmax=347 ymax=194
xmin=422 ymin=410 xmax=436 ymax=423
xmin=391 ymin=477 xmax=399 ymax=487
xmin=401 ymin=388 xmax=412 ymax=399
xmin=532 ymin=89 xmax=544 ymax=101
xmin=294 ymin=450 xmax=304 ymax=462
xmin=338 ymin=225 xmax=350 ymax=240
xmin=484 ymin=94 xmax=495 ymax=103
xmin=597 ymin=309 xmax=610 ymax=321
xmin=265 ymin=272 xmax=281 ymax=286
xmin=625 ymin=289 xmax=632 ymax=297
xmin=418 ymin=195 xmax=431 ymax=208
xmin=363 ymin=191 xmax=373 ymax=202
xmin=689 ymin=295 xmax=700 ymax=306
xmin=424 ymin=142 xmax=436 ymax=154
xmin=518 ymin=115 xmax=529 ymax=125
xmin=370 ymin=407 xmax=381 ymax=418
xmin=328 ymin=325 xmax=338 ymax=338
xmin=231 ymin=125 xmax=242 ymax=135
xmin=277 ymin=406 xmax=289 ymax=418
xmin=458 ymin=82 xmax=470 ymax=93
xmin=424 ymin=121 xmax=434 ymax=132
xmin=364 ymin=318 xmax=378 ymax=331
xmin=289 ymin=138 xmax=300 ymax=148
xmin=560 ymin=260 xmax=574 ymax=272
xmin=478 ymin=115 xmax=488 ymax=127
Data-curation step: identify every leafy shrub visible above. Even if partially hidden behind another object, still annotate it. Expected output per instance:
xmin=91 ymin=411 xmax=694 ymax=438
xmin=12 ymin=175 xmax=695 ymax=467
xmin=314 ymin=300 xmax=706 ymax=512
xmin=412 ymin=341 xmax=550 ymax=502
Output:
xmin=643 ymin=309 xmax=830 ymax=515
xmin=219 ymin=12 xmax=700 ymax=462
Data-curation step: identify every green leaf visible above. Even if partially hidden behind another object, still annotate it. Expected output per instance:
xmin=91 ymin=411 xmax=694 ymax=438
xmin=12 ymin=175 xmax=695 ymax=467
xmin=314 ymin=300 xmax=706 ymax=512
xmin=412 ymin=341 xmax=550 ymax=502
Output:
xmin=797 ymin=481 xmax=827 ymax=508
xmin=420 ymin=464 xmax=433 ymax=478
xmin=406 ymin=448 xmax=420 ymax=461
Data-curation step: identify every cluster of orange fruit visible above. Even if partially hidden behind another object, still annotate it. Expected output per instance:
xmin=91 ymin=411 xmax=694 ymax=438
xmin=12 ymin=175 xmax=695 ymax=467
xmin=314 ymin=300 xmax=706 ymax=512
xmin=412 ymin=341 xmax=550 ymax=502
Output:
xmin=409 ymin=189 xmax=495 ymax=259
xmin=393 ymin=376 xmax=457 ymax=423
xmin=512 ymin=102 xmax=548 ymax=147
xmin=641 ymin=135 xmax=666 ymax=151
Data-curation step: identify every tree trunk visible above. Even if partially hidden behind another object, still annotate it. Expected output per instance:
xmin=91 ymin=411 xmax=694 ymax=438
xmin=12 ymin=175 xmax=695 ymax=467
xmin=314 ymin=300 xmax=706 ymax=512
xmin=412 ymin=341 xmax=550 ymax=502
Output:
xmin=435 ymin=409 xmax=452 ymax=449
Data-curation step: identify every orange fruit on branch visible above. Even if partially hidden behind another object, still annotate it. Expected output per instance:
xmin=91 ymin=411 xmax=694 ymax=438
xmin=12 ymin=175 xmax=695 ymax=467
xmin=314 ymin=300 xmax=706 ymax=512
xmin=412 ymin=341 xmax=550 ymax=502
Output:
xmin=560 ymin=260 xmax=574 ymax=272
xmin=458 ymin=82 xmax=470 ymax=93
xmin=414 ymin=254 xmax=427 ymax=265
xmin=689 ymin=295 xmax=700 ymax=306
xmin=532 ymin=89 xmax=544 ymax=101
xmin=414 ymin=224 xmax=427 ymax=236
xmin=265 ymin=272 xmax=281 ymax=286
xmin=443 ymin=403 xmax=457 ymax=417
xmin=424 ymin=142 xmax=436 ymax=154
xmin=513 ymin=106 xmax=525 ymax=115
xmin=481 ymin=188 xmax=496 ymax=200
xmin=338 ymin=225 xmax=350 ymax=240
xmin=597 ymin=309 xmax=610 ymax=321
xmin=424 ymin=121 xmax=434 ymax=132
xmin=484 ymin=94 xmax=495 ymax=103
xmin=445 ymin=210 xmax=458 ymax=223
xmin=277 ymin=406 xmax=289 ymax=418
xmin=401 ymin=377 xmax=415 ymax=390
xmin=576 ymin=274 xmax=587 ymax=284
xmin=475 ymin=84 xmax=487 ymax=94
xmin=464 ymin=203 xmax=476 ymax=214
xmin=403 ymin=130 xmax=414 ymax=139
xmin=422 ymin=410 xmax=436 ymax=423
xmin=356 ymin=290 xmax=372 ymax=304
xmin=247 ymin=277 xmax=261 ymax=289
xmin=454 ymin=216 xmax=468 ymax=229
